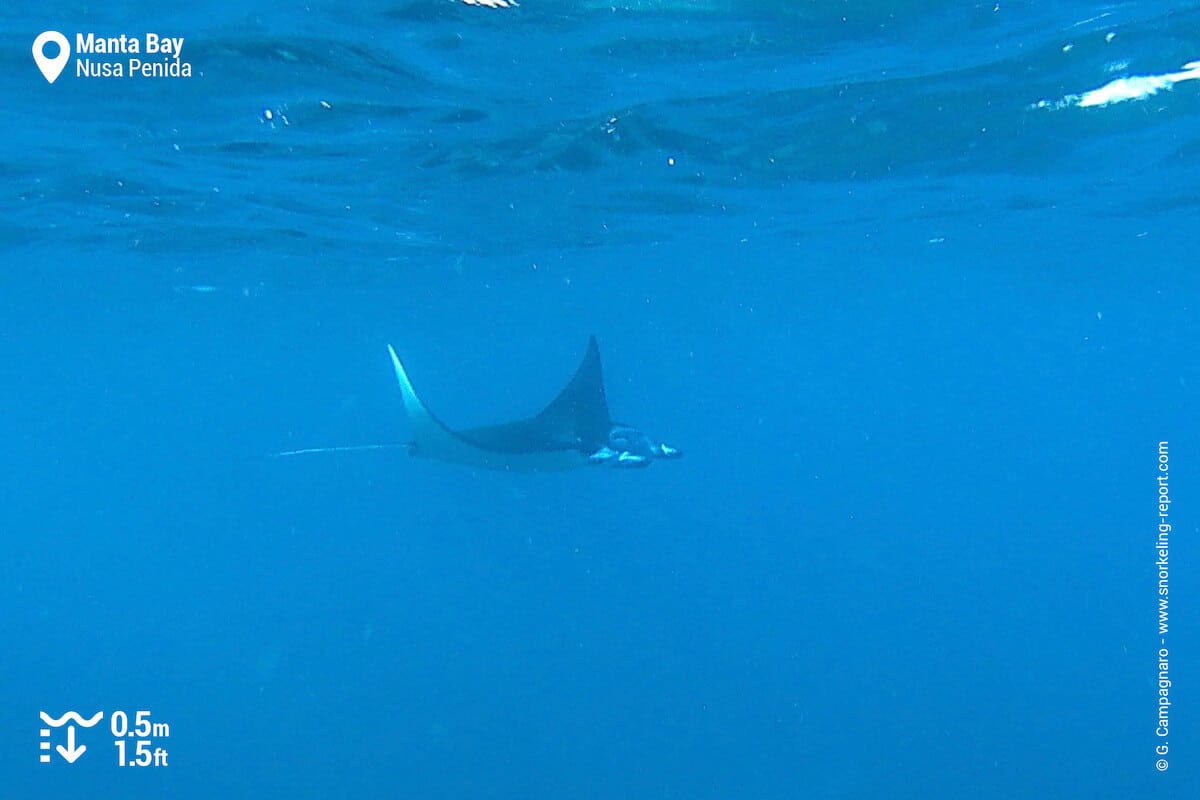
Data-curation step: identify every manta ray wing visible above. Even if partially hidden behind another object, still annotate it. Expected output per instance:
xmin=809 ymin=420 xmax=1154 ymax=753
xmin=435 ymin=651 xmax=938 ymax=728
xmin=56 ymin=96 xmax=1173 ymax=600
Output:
xmin=387 ymin=337 xmax=613 ymax=472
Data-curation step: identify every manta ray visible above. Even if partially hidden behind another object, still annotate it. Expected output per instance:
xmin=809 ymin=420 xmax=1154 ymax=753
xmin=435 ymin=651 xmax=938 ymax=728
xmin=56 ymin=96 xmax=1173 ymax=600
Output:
xmin=388 ymin=336 xmax=681 ymax=472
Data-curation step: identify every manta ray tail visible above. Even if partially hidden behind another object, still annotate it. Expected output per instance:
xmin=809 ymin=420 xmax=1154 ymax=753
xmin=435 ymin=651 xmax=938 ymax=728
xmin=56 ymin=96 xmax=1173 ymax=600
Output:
xmin=272 ymin=444 xmax=410 ymax=458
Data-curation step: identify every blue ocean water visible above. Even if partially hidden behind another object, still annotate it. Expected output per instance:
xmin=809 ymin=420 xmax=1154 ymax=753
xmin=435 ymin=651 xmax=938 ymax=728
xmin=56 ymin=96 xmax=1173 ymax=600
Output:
xmin=1 ymin=0 xmax=1197 ymax=797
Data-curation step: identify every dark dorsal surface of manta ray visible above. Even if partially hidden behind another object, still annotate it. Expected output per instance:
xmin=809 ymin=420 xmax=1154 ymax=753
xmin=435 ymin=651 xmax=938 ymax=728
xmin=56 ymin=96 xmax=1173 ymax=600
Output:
xmin=387 ymin=336 xmax=681 ymax=472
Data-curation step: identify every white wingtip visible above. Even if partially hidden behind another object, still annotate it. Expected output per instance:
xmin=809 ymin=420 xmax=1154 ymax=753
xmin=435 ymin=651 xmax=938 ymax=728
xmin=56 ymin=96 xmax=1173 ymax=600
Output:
xmin=387 ymin=343 xmax=433 ymax=426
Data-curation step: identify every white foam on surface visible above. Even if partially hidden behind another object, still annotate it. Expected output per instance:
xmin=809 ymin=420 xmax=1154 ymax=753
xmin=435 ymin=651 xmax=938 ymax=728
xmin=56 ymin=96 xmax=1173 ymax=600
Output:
xmin=1031 ymin=61 xmax=1200 ymax=110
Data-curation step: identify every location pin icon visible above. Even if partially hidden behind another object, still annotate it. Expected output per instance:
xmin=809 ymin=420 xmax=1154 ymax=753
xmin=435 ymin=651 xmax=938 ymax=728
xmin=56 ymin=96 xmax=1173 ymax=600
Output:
xmin=32 ymin=31 xmax=70 ymax=84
